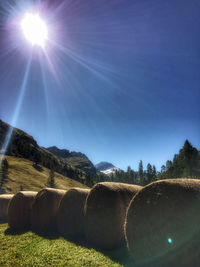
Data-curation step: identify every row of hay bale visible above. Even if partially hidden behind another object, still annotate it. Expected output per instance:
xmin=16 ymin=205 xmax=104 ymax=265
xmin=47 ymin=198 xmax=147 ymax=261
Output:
xmin=0 ymin=183 xmax=141 ymax=244
xmin=1 ymin=179 xmax=200 ymax=266
xmin=0 ymin=183 xmax=141 ymax=247
xmin=0 ymin=194 xmax=14 ymax=222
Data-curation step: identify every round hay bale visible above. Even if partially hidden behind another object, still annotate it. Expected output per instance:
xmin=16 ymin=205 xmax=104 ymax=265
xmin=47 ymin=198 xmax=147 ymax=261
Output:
xmin=125 ymin=179 xmax=200 ymax=266
xmin=84 ymin=182 xmax=142 ymax=249
xmin=0 ymin=194 xmax=14 ymax=222
xmin=57 ymin=188 xmax=90 ymax=238
xmin=31 ymin=188 xmax=66 ymax=232
xmin=8 ymin=191 xmax=37 ymax=230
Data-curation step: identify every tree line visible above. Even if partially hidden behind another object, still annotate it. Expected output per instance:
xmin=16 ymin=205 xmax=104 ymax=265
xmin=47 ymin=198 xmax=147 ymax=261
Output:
xmin=1 ymin=139 xmax=199 ymax=190
xmin=93 ymin=140 xmax=200 ymax=187
xmin=93 ymin=161 xmax=157 ymax=186
xmin=59 ymin=139 xmax=200 ymax=187
xmin=158 ymin=140 xmax=200 ymax=179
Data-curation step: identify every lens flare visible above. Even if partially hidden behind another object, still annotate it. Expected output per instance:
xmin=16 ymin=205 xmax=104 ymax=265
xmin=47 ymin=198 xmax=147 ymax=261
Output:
xmin=21 ymin=13 xmax=48 ymax=47
xmin=168 ymin=238 xmax=173 ymax=244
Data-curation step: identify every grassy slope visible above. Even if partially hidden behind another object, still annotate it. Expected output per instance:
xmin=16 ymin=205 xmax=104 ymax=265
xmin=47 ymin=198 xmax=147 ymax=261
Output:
xmin=0 ymin=224 xmax=131 ymax=266
xmin=3 ymin=156 xmax=88 ymax=194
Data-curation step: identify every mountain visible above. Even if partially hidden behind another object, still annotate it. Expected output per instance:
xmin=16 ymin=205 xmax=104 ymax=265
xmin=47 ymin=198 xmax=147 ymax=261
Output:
xmin=95 ymin=161 xmax=119 ymax=175
xmin=46 ymin=146 xmax=87 ymax=159
xmin=0 ymin=120 xmax=96 ymax=179
xmin=95 ymin=161 xmax=115 ymax=171
xmin=46 ymin=146 xmax=96 ymax=174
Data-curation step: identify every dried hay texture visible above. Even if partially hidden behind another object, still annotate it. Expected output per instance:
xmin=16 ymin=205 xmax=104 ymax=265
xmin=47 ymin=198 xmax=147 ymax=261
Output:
xmin=0 ymin=194 xmax=14 ymax=222
xmin=8 ymin=191 xmax=37 ymax=229
xmin=57 ymin=188 xmax=90 ymax=238
xmin=31 ymin=188 xmax=66 ymax=232
xmin=125 ymin=179 xmax=200 ymax=266
xmin=84 ymin=182 xmax=142 ymax=249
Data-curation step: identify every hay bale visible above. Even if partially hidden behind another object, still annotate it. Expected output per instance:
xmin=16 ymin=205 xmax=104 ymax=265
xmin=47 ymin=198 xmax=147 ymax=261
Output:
xmin=31 ymin=188 xmax=66 ymax=232
xmin=0 ymin=194 xmax=14 ymax=222
xmin=125 ymin=179 xmax=200 ymax=266
xmin=57 ymin=188 xmax=90 ymax=238
xmin=84 ymin=182 xmax=142 ymax=249
xmin=8 ymin=191 xmax=37 ymax=229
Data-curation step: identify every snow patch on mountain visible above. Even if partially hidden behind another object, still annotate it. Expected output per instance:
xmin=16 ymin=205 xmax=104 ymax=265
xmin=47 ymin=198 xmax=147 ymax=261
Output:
xmin=95 ymin=161 xmax=120 ymax=175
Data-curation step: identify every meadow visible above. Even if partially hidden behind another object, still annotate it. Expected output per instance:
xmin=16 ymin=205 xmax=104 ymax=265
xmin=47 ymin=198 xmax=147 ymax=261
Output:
xmin=0 ymin=223 xmax=133 ymax=266
xmin=2 ymin=156 xmax=87 ymax=194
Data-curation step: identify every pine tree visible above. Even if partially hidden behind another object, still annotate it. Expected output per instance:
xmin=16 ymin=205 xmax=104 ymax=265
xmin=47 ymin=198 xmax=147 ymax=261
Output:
xmin=0 ymin=158 xmax=9 ymax=190
xmin=138 ymin=160 xmax=144 ymax=185
xmin=152 ymin=165 xmax=157 ymax=178
xmin=161 ymin=165 xmax=166 ymax=173
xmin=47 ymin=168 xmax=55 ymax=188
xmin=179 ymin=140 xmax=199 ymax=177
xmin=33 ymin=152 xmax=41 ymax=166
xmin=147 ymin=163 xmax=153 ymax=184
xmin=85 ymin=172 xmax=94 ymax=187
xmin=166 ymin=160 xmax=172 ymax=171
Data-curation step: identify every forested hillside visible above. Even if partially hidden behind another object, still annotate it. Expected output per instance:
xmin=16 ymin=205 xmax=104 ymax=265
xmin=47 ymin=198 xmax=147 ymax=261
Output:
xmin=0 ymin=120 xmax=96 ymax=183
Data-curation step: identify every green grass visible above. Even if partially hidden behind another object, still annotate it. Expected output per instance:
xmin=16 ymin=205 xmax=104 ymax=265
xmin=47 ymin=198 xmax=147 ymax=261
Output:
xmin=3 ymin=156 xmax=88 ymax=194
xmin=0 ymin=224 xmax=134 ymax=266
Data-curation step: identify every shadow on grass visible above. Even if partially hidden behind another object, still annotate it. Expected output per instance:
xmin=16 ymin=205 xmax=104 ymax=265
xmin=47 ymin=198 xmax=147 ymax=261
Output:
xmin=94 ymin=246 xmax=136 ymax=267
xmin=4 ymin=227 xmax=136 ymax=266
xmin=4 ymin=227 xmax=29 ymax=236
xmin=32 ymin=163 xmax=44 ymax=172
xmin=0 ymin=219 xmax=7 ymax=224
xmin=62 ymin=235 xmax=136 ymax=267
xmin=103 ymin=247 xmax=136 ymax=267
xmin=32 ymin=229 xmax=60 ymax=240
xmin=4 ymin=226 xmax=60 ymax=241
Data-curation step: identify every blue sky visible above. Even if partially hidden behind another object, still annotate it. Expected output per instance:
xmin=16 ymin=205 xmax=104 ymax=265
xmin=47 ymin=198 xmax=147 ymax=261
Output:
xmin=0 ymin=0 xmax=199 ymax=171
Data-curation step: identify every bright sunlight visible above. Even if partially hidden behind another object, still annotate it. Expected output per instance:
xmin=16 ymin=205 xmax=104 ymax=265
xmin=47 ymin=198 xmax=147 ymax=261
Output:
xmin=21 ymin=13 xmax=48 ymax=47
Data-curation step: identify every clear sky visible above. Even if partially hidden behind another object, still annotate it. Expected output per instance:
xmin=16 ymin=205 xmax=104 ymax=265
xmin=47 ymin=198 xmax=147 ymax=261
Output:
xmin=0 ymin=0 xmax=199 ymax=171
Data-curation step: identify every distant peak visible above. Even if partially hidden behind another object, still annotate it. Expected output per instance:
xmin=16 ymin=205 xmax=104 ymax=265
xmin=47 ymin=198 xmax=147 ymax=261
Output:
xmin=95 ymin=161 xmax=116 ymax=171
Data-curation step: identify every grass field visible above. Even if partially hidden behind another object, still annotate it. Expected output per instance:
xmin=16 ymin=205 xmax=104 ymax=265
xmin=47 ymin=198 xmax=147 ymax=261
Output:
xmin=2 ymin=156 xmax=88 ymax=194
xmin=0 ymin=224 xmax=134 ymax=266
xmin=0 ymin=157 xmax=134 ymax=266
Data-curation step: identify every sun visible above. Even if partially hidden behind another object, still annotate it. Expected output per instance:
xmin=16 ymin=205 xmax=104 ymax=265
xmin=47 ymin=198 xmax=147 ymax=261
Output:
xmin=21 ymin=13 xmax=48 ymax=47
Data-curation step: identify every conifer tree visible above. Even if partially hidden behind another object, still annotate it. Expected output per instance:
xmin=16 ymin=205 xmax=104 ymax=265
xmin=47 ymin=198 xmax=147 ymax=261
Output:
xmin=147 ymin=163 xmax=153 ymax=184
xmin=161 ymin=165 xmax=166 ymax=173
xmin=152 ymin=165 xmax=157 ymax=178
xmin=0 ymin=158 xmax=9 ymax=190
xmin=85 ymin=172 xmax=94 ymax=187
xmin=138 ymin=160 xmax=144 ymax=185
xmin=47 ymin=168 xmax=55 ymax=188
xmin=179 ymin=140 xmax=198 ymax=177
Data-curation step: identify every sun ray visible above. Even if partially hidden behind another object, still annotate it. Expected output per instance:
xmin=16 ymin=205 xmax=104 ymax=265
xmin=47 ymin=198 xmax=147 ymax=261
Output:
xmin=39 ymin=52 xmax=50 ymax=114
xmin=42 ymin=49 xmax=59 ymax=83
xmin=0 ymin=51 xmax=32 ymax=164
xmin=51 ymin=41 xmax=114 ymax=85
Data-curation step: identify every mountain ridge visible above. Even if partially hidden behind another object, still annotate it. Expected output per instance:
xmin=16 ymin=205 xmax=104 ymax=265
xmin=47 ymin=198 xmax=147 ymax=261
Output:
xmin=46 ymin=146 xmax=88 ymax=159
xmin=0 ymin=120 xmax=96 ymax=179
